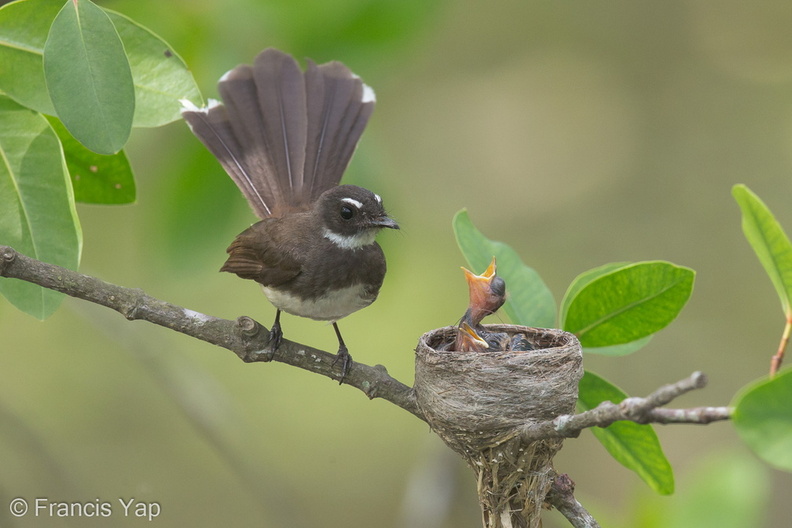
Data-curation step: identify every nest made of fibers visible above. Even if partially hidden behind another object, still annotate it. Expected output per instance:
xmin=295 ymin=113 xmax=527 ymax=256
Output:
xmin=414 ymin=324 xmax=583 ymax=455
xmin=414 ymin=325 xmax=583 ymax=527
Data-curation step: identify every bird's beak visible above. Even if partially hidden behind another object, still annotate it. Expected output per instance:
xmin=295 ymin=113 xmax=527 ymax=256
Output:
xmin=456 ymin=321 xmax=489 ymax=352
xmin=371 ymin=215 xmax=399 ymax=230
xmin=461 ymin=257 xmax=506 ymax=327
xmin=462 ymin=257 xmax=498 ymax=307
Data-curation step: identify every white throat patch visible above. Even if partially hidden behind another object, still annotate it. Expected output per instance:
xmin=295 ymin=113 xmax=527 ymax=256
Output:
xmin=323 ymin=228 xmax=377 ymax=249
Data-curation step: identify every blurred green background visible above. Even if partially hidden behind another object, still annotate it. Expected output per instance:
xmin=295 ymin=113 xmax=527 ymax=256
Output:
xmin=2 ymin=0 xmax=792 ymax=526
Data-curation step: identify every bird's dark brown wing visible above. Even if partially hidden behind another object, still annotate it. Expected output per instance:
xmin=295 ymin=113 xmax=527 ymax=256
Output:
xmin=219 ymin=219 xmax=303 ymax=287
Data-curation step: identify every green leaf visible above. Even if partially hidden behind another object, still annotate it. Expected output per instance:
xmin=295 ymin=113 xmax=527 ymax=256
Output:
xmin=43 ymin=0 xmax=135 ymax=154
xmin=563 ymin=262 xmax=655 ymax=355
xmin=578 ymin=370 xmax=674 ymax=494
xmin=0 ymin=0 xmax=63 ymax=115
xmin=45 ymin=116 xmax=135 ymax=204
xmin=452 ymin=209 xmax=556 ymax=328
xmin=0 ymin=96 xmax=82 ymax=319
xmin=560 ymin=261 xmax=628 ymax=328
xmin=563 ymin=261 xmax=695 ymax=347
xmin=105 ymin=9 xmax=203 ymax=127
xmin=732 ymin=367 xmax=792 ymax=471
xmin=733 ymin=184 xmax=792 ymax=315
xmin=0 ymin=0 xmax=201 ymax=128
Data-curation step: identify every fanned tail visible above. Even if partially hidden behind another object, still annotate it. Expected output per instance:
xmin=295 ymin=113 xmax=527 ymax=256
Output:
xmin=181 ymin=48 xmax=375 ymax=218
xmin=303 ymin=60 xmax=376 ymax=203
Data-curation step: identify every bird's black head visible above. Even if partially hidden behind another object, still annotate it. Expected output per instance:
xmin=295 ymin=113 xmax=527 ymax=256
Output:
xmin=317 ymin=185 xmax=398 ymax=249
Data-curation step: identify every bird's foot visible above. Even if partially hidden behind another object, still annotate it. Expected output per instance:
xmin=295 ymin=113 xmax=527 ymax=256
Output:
xmin=332 ymin=345 xmax=352 ymax=384
xmin=263 ymin=319 xmax=283 ymax=361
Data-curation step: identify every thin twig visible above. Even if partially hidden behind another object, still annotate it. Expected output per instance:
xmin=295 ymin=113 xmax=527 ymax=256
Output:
xmin=0 ymin=245 xmax=423 ymax=421
xmin=642 ymin=406 xmax=732 ymax=424
xmin=520 ymin=372 xmax=732 ymax=443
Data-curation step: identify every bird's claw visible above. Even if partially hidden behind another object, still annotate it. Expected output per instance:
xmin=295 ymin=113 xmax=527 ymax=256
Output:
xmin=332 ymin=346 xmax=352 ymax=384
xmin=263 ymin=320 xmax=283 ymax=361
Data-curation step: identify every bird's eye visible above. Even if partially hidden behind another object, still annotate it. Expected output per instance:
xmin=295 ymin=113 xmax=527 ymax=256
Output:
xmin=340 ymin=206 xmax=354 ymax=220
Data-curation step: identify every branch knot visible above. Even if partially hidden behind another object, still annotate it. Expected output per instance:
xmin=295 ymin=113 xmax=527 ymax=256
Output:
xmin=0 ymin=246 xmax=16 ymax=275
xmin=235 ymin=316 xmax=261 ymax=337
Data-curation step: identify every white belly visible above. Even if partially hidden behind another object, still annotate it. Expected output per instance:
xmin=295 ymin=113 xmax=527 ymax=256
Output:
xmin=262 ymin=284 xmax=375 ymax=321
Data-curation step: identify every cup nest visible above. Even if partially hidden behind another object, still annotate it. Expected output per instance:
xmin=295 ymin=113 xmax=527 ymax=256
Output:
xmin=414 ymin=324 xmax=583 ymax=528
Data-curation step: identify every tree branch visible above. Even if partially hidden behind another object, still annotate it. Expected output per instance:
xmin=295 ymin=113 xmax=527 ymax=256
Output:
xmin=2 ymin=245 xmax=744 ymax=528
xmin=1 ymin=244 xmax=735 ymax=442
xmin=520 ymin=371 xmax=732 ymax=443
xmin=545 ymin=473 xmax=601 ymax=528
xmin=0 ymin=245 xmax=423 ymax=421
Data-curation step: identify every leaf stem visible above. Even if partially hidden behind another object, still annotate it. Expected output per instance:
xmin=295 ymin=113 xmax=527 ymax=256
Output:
xmin=771 ymin=315 xmax=792 ymax=377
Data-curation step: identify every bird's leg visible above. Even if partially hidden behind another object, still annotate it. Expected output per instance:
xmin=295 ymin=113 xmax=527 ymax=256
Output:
xmin=266 ymin=310 xmax=283 ymax=358
xmin=331 ymin=322 xmax=352 ymax=384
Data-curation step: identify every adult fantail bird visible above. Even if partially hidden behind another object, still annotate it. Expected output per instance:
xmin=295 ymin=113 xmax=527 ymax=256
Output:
xmin=181 ymin=48 xmax=398 ymax=382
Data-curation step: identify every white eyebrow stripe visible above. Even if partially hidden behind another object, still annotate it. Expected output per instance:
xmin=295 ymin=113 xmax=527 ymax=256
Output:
xmin=374 ymin=193 xmax=382 ymax=204
xmin=342 ymin=197 xmax=363 ymax=209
